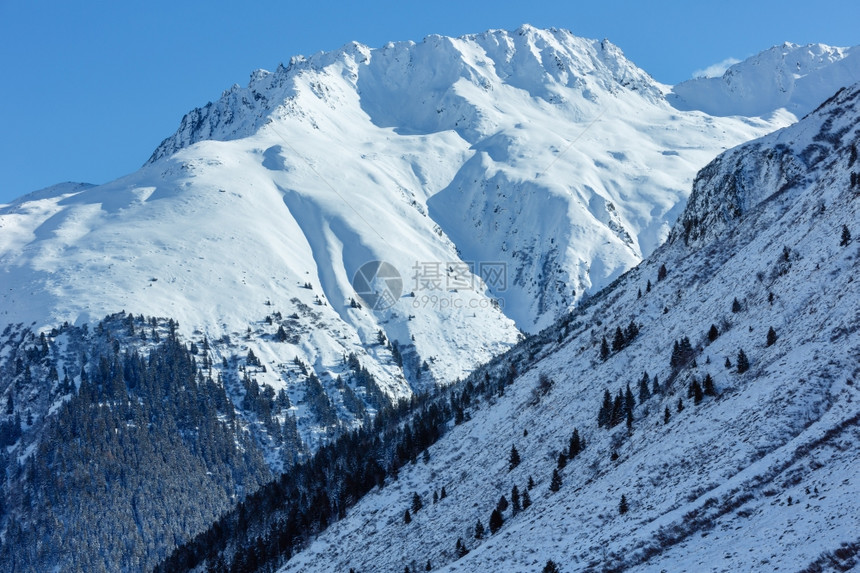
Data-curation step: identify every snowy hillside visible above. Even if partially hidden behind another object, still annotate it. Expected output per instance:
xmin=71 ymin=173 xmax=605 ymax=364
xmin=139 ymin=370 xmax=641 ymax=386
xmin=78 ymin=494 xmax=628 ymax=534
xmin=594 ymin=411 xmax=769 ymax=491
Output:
xmin=263 ymin=83 xmax=860 ymax=572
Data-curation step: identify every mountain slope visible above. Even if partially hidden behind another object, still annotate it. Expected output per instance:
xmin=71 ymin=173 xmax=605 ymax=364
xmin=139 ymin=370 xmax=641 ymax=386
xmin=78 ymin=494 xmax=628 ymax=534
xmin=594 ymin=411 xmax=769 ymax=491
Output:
xmin=1 ymin=28 xmax=859 ymax=572
xmin=272 ymin=83 xmax=860 ymax=573
xmin=0 ymin=316 xmax=275 ymax=571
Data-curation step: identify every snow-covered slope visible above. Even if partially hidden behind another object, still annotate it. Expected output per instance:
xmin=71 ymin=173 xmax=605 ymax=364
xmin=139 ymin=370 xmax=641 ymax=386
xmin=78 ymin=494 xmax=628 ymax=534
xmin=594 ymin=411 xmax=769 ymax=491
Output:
xmin=671 ymin=42 xmax=860 ymax=118
xmin=276 ymin=83 xmax=860 ymax=573
xmin=1 ymin=27 xmax=857 ymax=450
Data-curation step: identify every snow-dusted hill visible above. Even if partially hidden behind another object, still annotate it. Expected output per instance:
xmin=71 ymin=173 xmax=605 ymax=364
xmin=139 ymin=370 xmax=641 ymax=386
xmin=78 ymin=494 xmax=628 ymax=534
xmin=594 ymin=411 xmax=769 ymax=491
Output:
xmin=271 ymin=83 xmax=860 ymax=573
xmin=1 ymin=26 xmax=857 ymax=452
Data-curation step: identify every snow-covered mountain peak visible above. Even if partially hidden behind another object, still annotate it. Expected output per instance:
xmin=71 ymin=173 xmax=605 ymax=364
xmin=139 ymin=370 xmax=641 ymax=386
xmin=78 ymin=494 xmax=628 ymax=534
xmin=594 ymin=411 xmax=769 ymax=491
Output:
xmin=671 ymin=41 xmax=860 ymax=118
xmin=147 ymin=26 xmax=665 ymax=164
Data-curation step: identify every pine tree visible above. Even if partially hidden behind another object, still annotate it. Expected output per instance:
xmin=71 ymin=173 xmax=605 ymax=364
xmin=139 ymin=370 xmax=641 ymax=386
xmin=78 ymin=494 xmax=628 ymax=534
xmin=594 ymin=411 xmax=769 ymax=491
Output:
xmin=657 ymin=263 xmax=668 ymax=281
xmin=670 ymin=340 xmax=681 ymax=368
xmin=626 ymin=319 xmax=639 ymax=341
xmin=404 ymin=509 xmax=411 ymax=524
xmin=599 ymin=337 xmax=610 ymax=362
xmin=732 ymin=297 xmax=742 ymax=313
xmin=511 ymin=485 xmax=521 ymax=514
xmin=725 ymin=357 xmax=732 ymax=368
xmin=610 ymin=391 xmax=624 ymax=427
xmin=841 ymin=225 xmax=852 ymax=246
xmin=703 ymin=373 xmax=716 ymax=396
xmin=619 ymin=494 xmax=629 ymax=515
xmin=568 ymin=428 xmax=581 ymax=459
xmin=671 ymin=336 xmax=695 ymax=369
xmin=624 ymin=384 xmax=636 ymax=416
xmin=475 ymin=519 xmax=485 ymax=539
xmin=440 ymin=487 xmax=447 ymax=499
xmin=489 ymin=509 xmax=503 ymax=534
xmin=652 ymin=375 xmax=660 ymax=395
xmin=690 ymin=378 xmax=703 ymax=404
xmin=497 ymin=495 xmax=509 ymax=512
xmin=737 ymin=349 xmax=750 ymax=374
xmin=527 ymin=476 xmax=535 ymax=490
xmin=612 ymin=327 xmax=626 ymax=352
xmin=646 ymin=279 xmax=652 ymax=292
xmin=598 ymin=389 xmax=612 ymax=427
xmin=521 ymin=488 xmax=532 ymax=510
xmin=509 ymin=445 xmax=521 ymax=470
xmin=664 ymin=406 xmax=671 ymax=424
xmin=455 ymin=538 xmax=468 ymax=558
xmin=677 ymin=397 xmax=684 ymax=412
xmin=766 ymin=327 xmax=777 ymax=347
xmin=638 ymin=374 xmax=651 ymax=404
xmin=426 ymin=560 xmax=432 ymax=571
xmin=708 ymin=324 xmax=719 ymax=342
xmin=542 ymin=560 xmax=560 ymax=573
xmin=557 ymin=451 xmax=567 ymax=470
xmin=550 ymin=469 xmax=562 ymax=492
xmin=411 ymin=492 xmax=423 ymax=513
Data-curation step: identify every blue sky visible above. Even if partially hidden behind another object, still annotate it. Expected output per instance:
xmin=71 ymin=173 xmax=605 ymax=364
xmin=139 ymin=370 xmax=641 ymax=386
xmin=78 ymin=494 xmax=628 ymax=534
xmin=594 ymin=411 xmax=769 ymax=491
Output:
xmin=1 ymin=0 xmax=858 ymax=204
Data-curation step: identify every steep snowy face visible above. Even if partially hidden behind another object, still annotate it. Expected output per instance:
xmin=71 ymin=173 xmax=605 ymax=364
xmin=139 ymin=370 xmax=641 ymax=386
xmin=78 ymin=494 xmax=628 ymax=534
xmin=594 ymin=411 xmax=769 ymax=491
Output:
xmin=143 ymin=25 xmax=807 ymax=332
xmin=671 ymin=83 xmax=860 ymax=247
xmin=671 ymin=42 xmax=860 ymax=117
xmin=275 ymin=81 xmax=860 ymax=573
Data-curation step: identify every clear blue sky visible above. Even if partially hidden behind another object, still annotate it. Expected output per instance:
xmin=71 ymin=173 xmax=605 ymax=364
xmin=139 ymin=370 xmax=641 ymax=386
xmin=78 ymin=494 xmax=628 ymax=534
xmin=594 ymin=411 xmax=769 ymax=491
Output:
xmin=1 ymin=0 xmax=858 ymax=203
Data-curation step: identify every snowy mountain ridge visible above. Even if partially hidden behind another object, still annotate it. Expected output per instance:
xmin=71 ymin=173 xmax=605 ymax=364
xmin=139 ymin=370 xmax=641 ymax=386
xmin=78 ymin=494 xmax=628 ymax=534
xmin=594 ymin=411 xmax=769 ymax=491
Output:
xmin=671 ymin=41 xmax=860 ymax=117
xmin=2 ymin=25 xmax=858 ymax=463
xmin=146 ymin=26 xmax=662 ymax=163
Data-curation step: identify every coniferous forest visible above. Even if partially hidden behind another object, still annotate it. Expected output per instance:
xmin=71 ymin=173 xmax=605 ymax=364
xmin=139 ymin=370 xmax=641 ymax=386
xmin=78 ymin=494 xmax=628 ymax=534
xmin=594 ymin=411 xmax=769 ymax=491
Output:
xmin=0 ymin=314 xmax=278 ymax=571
